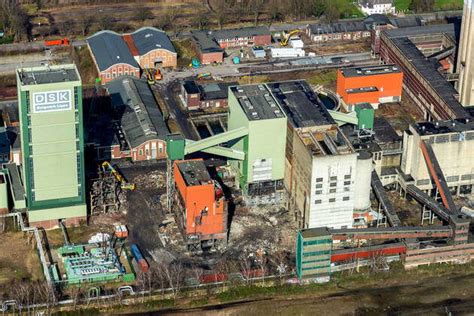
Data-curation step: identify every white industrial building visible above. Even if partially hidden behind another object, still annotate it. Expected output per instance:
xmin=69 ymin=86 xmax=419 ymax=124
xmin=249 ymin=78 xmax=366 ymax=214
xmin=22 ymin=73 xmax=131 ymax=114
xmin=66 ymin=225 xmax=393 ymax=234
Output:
xmin=271 ymin=48 xmax=305 ymax=58
xmin=291 ymin=127 xmax=373 ymax=229
xmin=400 ymin=119 xmax=474 ymax=196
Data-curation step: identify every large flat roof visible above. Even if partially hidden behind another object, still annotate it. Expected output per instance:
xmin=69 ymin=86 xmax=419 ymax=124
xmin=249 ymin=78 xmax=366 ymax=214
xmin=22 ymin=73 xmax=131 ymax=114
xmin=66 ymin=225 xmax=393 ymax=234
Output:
xmin=266 ymin=80 xmax=335 ymax=128
xmin=230 ymin=84 xmax=286 ymax=121
xmin=413 ymin=118 xmax=474 ymax=136
xmin=340 ymin=64 xmax=401 ymax=78
xmin=17 ymin=65 xmax=79 ymax=85
xmin=176 ymin=159 xmax=212 ymax=187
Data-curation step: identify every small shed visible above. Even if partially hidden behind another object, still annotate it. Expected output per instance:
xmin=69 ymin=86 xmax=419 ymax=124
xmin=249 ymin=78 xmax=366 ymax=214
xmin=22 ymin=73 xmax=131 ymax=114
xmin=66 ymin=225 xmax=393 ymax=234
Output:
xmin=252 ymin=46 xmax=266 ymax=58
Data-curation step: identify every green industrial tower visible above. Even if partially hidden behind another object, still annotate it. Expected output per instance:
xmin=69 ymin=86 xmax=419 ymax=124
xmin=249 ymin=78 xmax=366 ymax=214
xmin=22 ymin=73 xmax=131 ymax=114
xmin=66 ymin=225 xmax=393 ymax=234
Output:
xmin=17 ymin=65 xmax=86 ymax=227
xmin=227 ymin=84 xmax=287 ymax=195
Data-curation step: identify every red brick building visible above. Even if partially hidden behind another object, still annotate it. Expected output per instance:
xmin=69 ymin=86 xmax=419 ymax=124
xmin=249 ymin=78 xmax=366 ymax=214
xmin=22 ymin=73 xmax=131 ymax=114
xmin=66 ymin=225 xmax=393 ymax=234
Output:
xmin=181 ymin=80 xmax=237 ymax=110
xmin=88 ymin=28 xmax=176 ymax=84
xmin=191 ymin=31 xmax=224 ymax=65
xmin=89 ymin=77 xmax=169 ymax=162
xmin=213 ymin=26 xmax=271 ymax=48
xmin=87 ymin=31 xmax=141 ymax=84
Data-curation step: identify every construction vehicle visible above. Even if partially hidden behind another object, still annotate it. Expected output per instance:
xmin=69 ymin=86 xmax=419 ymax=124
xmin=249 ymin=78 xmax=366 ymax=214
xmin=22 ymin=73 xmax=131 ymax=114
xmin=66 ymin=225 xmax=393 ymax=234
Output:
xmin=101 ymin=161 xmax=136 ymax=191
xmin=145 ymin=68 xmax=162 ymax=84
xmin=280 ymin=30 xmax=301 ymax=47
xmin=196 ymin=72 xmax=211 ymax=80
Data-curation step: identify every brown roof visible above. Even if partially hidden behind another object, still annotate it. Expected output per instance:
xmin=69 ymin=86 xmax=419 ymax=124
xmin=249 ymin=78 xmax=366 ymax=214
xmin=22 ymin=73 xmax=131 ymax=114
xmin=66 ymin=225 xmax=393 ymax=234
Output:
xmin=123 ymin=34 xmax=139 ymax=57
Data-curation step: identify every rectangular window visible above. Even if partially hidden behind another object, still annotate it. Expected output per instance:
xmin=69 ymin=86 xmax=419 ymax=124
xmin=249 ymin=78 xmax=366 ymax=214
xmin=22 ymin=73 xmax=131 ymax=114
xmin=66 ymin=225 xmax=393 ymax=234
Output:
xmin=315 ymin=200 xmax=322 ymax=204
xmin=344 ymin=187 xmax=350 ymax=192
xmin=329 ymin=188 xmax=336 ymax=193
xmin=330 ymin=176 xmax=337 ymax=181
xmin=316 ymin=177 xmax=323 ymax=182
xmin=344 ymin=174 xmax=351 ymax=179
xmin=344 ymin=181 xmax=351 ymax=186
xmin=329 ymin=198 xmax=336 ymax=203
xmin=343 ymin=196 xmax=350 ymax=201
xmin=315 ymin=190 xmax=322 ymax=195
xmin=139 ymin=149 xmax=143 ymax=156
xmin=315 ymin=183 xmax=323 ymax=189
xmin=330 ymin=182 xmax=337 ymax=187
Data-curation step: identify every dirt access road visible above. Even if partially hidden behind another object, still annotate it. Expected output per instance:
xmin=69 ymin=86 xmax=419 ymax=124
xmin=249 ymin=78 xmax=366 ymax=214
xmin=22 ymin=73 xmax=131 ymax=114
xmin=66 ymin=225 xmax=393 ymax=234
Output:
xmin=137 ymin=270 xmax=474 ymax=315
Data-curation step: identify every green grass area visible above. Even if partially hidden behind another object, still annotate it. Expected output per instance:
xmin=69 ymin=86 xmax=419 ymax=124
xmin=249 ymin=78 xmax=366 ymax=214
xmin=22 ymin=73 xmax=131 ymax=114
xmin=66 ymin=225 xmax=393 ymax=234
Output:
xmin=434 ymin=0 xmax=463 ymax=10
xmin=339 ymin=0 xmax=364 ymax=18
xmin=0 ymin=35 xmax=14 ymax=45
xmin=172 ymin=39 xmax=196 ymax=68
xmin=306 ymin=70 xmax=338 ymax=87
xmin=395 ymin=0 xmax=463 ymax=11
xmin=72 ymin=46 xmax=98 ymax=86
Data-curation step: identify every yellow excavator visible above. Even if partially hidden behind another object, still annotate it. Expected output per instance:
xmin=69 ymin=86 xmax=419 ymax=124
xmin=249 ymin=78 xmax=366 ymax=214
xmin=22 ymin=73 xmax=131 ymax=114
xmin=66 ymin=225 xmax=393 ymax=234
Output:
xmin=101 ymin=161 xmax=136 ymax=191
xmin=281 ymin=30 xmax=301 ymax=47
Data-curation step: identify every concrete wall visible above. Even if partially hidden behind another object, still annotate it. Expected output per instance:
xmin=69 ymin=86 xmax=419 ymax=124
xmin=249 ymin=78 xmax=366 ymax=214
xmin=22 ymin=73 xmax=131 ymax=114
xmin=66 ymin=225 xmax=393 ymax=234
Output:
xmin=401 ymin=126 xmax=474 ymax=195
xmin=308 ymin=152 xmax=357 ymax=229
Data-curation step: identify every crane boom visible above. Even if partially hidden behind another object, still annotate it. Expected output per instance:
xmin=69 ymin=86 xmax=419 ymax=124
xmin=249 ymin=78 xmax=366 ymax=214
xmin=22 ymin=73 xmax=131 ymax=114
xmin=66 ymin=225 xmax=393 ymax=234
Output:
xmin=101 ymin=161 xmax=136 ymax=191
xmin=281 ymin=30 xmax=301 ymax=46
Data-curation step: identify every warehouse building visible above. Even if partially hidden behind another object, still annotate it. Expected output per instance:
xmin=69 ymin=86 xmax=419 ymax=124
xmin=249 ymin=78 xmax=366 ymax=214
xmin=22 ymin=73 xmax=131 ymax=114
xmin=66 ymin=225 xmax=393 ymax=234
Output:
xmin=181 ymin=80 xmax=237 ymax=110
xmin=87 ymin=31 xmax=140 ymax=84
xmin=88 ymin=28 xmax=176 ymax=84
xmin=16 ymin=64 xmax=87 ymax=228
xmin=103 ymin=77 xmax=169 ymax=162
xmin=336 ymin=64 xmax=403 ymax=110
xmin=228 ymin=84 xmax=287 ymax=205
xmin=173 ymin=159 xmax=227 ymax=250
xmin=126 ymin=27 xmax=177 ymax=69
xmin=306 ymin=20 xmax=371 ymax=43
xmin=191 ymin=31 xmax=224 ymax=65
xmin=400 ymin=118 xmax=474 ymax=197
xmin=378 ymin=24 xmax=470 ymax=120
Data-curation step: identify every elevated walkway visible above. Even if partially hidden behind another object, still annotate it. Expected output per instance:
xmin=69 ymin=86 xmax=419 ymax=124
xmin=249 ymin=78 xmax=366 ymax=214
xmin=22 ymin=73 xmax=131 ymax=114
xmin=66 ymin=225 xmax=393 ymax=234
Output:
xmin=405 ymin=184 xmax=451 ymax=222
xmin=330 ymin=225 xmax=452 ymax=241
xmin=419 ymin=140 xmax=457 ymax=213
xmin=371 ymin=171 xmax=401 ymax=227
xmin=184 ymin=126 xmax=248 ymax=159
xmin=327 ymin=110 xmax=358 ymax=126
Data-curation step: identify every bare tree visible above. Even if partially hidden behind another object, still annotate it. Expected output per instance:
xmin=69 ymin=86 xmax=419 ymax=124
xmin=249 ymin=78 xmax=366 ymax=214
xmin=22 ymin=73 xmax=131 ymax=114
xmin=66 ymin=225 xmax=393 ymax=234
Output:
xmin=251 ymin=0 xmax=265 ymax=26
xmin=96 ymin=14 xmax=113 ymax=31
xmin=77 ymin=15 xmax=95 ymax=36
xmin=134 ymin=7 xmax=154 ymax=23
xmin=239 ymin=254 xmax=253 ymax=285
xmin=161 ymin=262 xmax=184 ymax=298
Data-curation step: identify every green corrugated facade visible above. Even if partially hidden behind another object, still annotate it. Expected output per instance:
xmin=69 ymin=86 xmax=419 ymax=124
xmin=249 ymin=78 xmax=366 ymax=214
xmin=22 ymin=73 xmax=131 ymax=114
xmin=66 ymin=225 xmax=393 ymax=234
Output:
xmin=17 ymin=65 xmax=86 ymax=224
xmin=296 ymin=228 xmax=332 ymax=279
xmin=227 ymin=88 xmax=287 ymax=193
xmin=355 ymin=103 xmax=374 ymax=130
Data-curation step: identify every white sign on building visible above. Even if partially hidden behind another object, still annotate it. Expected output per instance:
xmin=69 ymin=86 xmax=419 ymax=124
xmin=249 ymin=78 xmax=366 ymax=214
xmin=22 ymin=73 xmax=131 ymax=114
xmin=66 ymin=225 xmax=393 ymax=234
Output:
xmin=32 ymin=90 xmax=72 ymax=113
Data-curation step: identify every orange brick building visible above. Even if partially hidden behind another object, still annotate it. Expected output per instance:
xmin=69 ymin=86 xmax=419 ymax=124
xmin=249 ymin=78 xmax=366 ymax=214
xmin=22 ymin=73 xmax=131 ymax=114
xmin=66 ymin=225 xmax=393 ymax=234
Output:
xmin=337 ymin=65 xmax=403 ymax=110
xmin=174 ymin=159 xmax=227 ymax=249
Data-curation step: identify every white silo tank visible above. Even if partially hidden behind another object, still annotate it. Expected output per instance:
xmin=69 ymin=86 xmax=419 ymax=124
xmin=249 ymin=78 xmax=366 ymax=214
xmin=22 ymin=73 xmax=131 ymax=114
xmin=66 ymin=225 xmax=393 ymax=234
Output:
xmin=354 ymin=151 xmax=373 ymax=210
